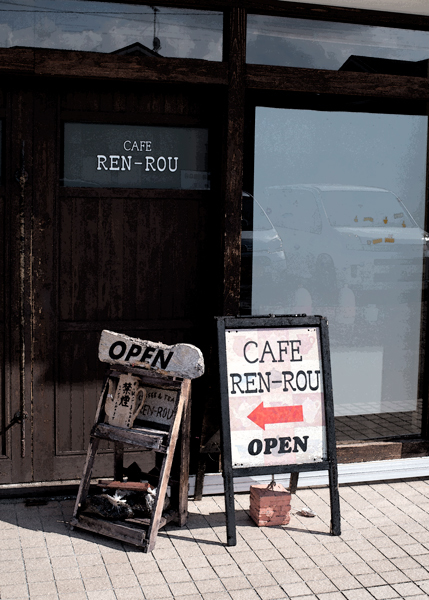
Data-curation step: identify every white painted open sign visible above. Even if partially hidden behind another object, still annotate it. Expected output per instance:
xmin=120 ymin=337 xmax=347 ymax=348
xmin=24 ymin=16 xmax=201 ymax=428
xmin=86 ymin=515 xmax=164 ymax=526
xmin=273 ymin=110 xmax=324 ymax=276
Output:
xmin=225 ymin=326 xmax=327 ymax=469
xmin=98 ymin=330 xmax=204 ymax=379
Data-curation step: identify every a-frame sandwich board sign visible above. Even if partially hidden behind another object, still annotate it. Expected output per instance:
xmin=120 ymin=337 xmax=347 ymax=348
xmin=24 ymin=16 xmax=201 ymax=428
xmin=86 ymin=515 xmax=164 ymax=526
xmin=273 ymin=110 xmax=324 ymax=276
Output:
xmin=216 ymin=314 xmax=341 ymax=546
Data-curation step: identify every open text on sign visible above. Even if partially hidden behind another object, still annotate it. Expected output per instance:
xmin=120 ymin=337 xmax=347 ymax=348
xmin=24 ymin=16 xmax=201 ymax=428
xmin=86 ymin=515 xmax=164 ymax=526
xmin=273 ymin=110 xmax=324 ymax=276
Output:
xmin=98 ymin=330 xmax=204 ymax=380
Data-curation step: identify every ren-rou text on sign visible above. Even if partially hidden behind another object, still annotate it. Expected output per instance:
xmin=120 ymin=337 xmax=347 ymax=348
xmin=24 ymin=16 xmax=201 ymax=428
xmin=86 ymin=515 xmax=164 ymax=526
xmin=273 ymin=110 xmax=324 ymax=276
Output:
xmin=225 ymin=326 xmax=326 ymax=469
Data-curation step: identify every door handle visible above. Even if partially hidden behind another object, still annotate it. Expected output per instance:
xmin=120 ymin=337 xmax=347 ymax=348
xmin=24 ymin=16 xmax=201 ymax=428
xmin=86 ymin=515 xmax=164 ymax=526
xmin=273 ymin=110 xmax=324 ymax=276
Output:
xmin=0 ymin=410 xmax=28 ymax=437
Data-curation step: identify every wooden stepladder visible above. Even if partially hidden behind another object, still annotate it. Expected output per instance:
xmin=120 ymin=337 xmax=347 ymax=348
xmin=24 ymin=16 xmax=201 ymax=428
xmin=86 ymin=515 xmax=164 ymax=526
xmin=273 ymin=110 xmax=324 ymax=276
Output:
xmin=70 ymin=330 xmax=204 ymax=553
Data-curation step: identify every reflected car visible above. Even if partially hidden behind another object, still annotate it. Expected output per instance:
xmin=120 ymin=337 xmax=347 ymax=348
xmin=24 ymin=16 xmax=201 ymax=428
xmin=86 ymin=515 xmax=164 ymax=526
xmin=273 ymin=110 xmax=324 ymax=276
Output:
xmin=264 ymin=184 xmax=429 ymax=307
xmin=241 ymin=192 xmax=287 ymax=311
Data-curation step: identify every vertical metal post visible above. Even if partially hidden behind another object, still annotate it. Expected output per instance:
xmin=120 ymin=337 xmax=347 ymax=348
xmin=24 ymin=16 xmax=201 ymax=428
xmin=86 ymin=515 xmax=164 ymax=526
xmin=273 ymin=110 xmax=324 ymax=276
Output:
xmin=320 ymin=317 xmax=341 ymax=535
xmin=217 ymin=317 xmax=237 ymax=546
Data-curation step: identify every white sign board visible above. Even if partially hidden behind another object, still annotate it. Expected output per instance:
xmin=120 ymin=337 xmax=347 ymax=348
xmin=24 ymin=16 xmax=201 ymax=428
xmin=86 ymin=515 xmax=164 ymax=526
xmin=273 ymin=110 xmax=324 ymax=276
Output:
xmin=225 ymin=326 xmax=327 ymax=469
xmin=98 ymin=330 xmax=204 ymax=379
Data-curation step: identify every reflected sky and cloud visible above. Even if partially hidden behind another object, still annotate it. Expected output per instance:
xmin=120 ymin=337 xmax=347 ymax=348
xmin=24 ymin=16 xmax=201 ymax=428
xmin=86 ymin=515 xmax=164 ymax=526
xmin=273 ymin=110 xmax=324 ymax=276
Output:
xmin=247 ymin=14 xmax=429 ymax=70
xmin=0 ymin=0 xmax=222 ymax=59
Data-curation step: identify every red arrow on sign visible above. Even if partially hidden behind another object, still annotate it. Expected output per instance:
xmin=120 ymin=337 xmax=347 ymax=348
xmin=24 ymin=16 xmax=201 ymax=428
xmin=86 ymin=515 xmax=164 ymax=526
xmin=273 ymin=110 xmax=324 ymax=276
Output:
xmin=247 ymin=402 xmax=304 ymax=430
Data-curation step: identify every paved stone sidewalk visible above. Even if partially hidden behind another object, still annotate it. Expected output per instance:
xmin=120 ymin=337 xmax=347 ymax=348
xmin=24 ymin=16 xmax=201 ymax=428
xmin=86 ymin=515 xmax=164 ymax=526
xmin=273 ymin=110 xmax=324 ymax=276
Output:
xmin=2 ymin=479 xmax=429 ymax=599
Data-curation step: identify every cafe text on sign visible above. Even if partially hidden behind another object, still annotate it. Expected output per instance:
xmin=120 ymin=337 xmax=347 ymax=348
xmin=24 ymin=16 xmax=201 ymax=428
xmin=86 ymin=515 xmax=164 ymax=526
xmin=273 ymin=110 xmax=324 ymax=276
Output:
xmin=225 ymin=327 xmax=326 ymax=469
xmin=63 ymin=123 xmax=210 ymax=190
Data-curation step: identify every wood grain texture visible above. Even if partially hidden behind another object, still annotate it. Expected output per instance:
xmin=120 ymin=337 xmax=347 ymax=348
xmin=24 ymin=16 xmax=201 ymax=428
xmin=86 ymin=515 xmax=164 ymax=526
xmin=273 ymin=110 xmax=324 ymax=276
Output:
xmin=401 ymin=440 xmax=429 ymax=458
xmin=72 ymin=436 xmax=101 ymax=518
xmin=0 ymin=189 xmax=4 ymax=458
xmin=56 ymin=331 xmax=106 ymax=454
xmin=247 ymin=65 xmax=429 ymax=99
xmin=222 ymin=8 xmax=246 ymax=316
xmin=336 ymin=441 xmax=402 ymax=463
xmin=6 ymin=85 xmax=34 ymax=483
xmin=36 ymin=50 xmax=228 ymax=84
xmin=97 ymin=480 xmax=152 ymax=492
xmin=145 ymin=378 xmax=191 ymax=551
xmin=92 ymin=423 xmax=167 ymax=450
xmin=59 ymin=196 xmax=214 ymax=324
xmin=0 ymin=49 xmax=35 ymax=74
xmin=70 ymin=514 xmax=146 ymax=546
xmin=177 ymin=385 xmax=191 ymax=526
xmin=0 ymin=47 xmax=227 ymax=84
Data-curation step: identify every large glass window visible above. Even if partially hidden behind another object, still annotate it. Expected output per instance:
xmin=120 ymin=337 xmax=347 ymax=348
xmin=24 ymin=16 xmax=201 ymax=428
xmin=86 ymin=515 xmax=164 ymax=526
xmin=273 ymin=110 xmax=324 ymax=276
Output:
xmin=247 ymin=15 xmax=429 ymax=72
xmin=0 ymin=1 xmax=222 ymax=60
xmin=246 ymin=105 xmax=428 ymax=440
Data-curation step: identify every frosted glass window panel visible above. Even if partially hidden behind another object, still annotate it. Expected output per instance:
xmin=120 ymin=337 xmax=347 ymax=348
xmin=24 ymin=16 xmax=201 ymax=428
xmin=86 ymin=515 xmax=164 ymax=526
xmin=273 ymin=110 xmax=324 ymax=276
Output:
xmin=247 ymin=14 xmax=429 ymax=70
xmin=0 ymin=1 xmax=222 ymax=60
xmin=251 ymin=106 xmax=428 ymax=417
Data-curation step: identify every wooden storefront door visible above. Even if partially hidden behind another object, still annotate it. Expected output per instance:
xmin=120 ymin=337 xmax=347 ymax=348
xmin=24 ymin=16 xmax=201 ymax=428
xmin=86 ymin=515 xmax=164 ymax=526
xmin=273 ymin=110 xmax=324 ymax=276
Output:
xmin=0 ymin=77 xmax=221 ymax=484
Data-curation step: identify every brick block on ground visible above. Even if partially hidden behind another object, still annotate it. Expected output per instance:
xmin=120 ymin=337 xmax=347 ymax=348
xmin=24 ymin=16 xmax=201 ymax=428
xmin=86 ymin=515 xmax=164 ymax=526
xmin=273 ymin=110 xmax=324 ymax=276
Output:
xmin=249 ymin=483 xmax=292 ymax=527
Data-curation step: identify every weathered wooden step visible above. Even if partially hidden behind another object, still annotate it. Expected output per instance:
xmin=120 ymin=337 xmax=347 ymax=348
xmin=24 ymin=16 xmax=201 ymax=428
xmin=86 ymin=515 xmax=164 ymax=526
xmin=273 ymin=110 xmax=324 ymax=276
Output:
xmin=97 ymin=480 xmax=153 ymax=492
xmin=91 ymin=423 xmax=167 ymax=451
xmin=70 ymin=509 xmax=178 ymax=550
xmin=70 ymin=514 xmax=147 ymax=548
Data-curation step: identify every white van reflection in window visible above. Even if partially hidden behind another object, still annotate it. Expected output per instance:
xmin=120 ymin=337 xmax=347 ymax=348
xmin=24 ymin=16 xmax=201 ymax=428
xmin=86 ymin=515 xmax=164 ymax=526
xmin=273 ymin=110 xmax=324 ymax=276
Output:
xmin=264 ymin=184 xmax=429 ymax=319
xmin=241 ymin=192 xmax=287 ymax=312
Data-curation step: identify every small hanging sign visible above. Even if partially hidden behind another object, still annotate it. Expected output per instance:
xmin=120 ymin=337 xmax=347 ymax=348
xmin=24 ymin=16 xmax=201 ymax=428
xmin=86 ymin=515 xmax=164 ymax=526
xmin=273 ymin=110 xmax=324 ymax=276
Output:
xmin=134 ymin=387 xmax=178 ymax=428
xmin=104 ymin=373 xmax=146 ymax=429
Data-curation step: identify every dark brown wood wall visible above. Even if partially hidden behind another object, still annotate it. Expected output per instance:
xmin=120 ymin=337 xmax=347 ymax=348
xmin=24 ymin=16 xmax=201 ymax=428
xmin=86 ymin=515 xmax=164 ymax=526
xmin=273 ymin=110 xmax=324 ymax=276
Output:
xmin=0 ymin=73 xmax=226 ymax=483
xmin=56 ymin=192 xmax=214 ymax=452
xmin=51 ymin=81 xmax=223 ymax=477
xmin=0 ymin=89 xmax=5 ymax=460
xmin=11 ymin=84 xmax=33 ymax=483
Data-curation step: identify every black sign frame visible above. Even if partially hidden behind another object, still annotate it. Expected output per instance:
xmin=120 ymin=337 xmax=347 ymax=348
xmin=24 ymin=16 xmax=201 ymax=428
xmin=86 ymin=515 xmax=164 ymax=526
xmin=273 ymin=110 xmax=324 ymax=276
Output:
xmin=216 ymin=314 xmax=341 ymax=545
